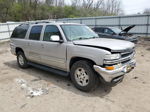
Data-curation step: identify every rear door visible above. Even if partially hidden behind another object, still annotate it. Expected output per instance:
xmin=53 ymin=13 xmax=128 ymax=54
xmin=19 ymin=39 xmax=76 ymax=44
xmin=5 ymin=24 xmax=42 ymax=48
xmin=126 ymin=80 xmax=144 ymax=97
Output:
xmin=102 ymin=28 xmax=114 ymax=38
xmin=40 ymin=25 xmax=66 ymax=70
xmin=95 ymin=28 xmax=104 ymax=33
xmin=26 ymin=25 xmax=43 ymax=63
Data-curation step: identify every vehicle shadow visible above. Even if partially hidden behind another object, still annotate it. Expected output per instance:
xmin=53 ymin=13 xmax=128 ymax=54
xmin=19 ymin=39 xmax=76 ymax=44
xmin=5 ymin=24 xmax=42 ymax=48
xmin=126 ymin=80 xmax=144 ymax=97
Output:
xmin=4 ymin=60 xmax=112 ymax=98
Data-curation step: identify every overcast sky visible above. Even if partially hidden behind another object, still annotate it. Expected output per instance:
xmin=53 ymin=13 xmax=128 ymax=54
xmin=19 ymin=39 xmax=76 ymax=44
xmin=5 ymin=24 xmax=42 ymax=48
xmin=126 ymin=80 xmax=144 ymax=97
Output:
xmin=122 ymin=0 xmax=150 ymax=14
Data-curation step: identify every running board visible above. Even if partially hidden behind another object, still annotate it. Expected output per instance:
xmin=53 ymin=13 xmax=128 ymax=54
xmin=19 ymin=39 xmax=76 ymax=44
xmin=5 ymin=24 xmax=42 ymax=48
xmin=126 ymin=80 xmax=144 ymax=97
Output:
xmin=28 ymin=62 xmax=69 ymax=77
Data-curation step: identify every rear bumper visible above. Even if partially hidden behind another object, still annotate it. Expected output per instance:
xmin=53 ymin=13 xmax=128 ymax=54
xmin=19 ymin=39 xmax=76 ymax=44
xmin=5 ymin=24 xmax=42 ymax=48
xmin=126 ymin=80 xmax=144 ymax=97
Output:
xmin=93 ymin=60 xmax=136 ymax=84
xmin=10 ymin=43 xmax=16 ymax=55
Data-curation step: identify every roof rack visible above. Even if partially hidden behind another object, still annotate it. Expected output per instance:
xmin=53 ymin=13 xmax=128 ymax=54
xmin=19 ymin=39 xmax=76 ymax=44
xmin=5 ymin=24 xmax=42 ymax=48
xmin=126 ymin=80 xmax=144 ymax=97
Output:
xmin=34 ymin=20 xmax=55 ymax=24
xmin=19 ymin=20 xmax=55 ymax=26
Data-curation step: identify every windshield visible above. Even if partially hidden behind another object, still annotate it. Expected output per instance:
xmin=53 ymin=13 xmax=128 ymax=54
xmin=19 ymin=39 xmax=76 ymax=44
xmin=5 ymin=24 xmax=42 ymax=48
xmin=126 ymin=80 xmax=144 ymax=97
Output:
xmin=61 ymin=25 xmax=98 ymax=41
xmin=110 ymin=27 xmax=123 ymax=34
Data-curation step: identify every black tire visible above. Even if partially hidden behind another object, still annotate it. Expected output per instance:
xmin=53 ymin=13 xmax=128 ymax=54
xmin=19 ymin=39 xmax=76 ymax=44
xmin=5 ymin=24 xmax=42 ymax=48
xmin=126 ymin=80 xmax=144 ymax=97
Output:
xmin=70 ymin=60 xmax=99 ymax=92
xmin=17 ymin=51 xmax=29 ymax=68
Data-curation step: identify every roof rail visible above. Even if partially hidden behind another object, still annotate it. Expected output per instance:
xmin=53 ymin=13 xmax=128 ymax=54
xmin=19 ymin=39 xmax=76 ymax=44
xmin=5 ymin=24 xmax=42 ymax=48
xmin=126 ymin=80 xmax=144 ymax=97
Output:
xmin=35 ymin=20 xmax=55 ymax=24
xmin=19 ymin=20 xmax=55 ymax=26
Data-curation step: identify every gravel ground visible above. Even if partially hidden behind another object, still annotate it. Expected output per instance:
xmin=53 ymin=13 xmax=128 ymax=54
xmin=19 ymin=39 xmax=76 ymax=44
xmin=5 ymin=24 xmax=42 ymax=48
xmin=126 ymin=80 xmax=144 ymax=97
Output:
xmin=0 ymin=40 xmax=150 ymax=112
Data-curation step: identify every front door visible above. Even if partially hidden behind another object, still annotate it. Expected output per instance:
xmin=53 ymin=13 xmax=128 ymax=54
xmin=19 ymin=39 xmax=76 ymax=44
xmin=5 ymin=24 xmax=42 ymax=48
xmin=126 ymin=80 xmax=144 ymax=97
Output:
xmin=40 ymin=25 xmax=66 ymax=71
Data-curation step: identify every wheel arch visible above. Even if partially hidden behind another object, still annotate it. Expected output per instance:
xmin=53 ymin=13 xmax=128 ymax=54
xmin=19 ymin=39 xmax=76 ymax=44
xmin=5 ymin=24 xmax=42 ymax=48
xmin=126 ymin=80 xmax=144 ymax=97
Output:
xmin=15 ymin=47 xmax=24 ymax=54
xmin=69 ymin=57 xmax=96 ymax=70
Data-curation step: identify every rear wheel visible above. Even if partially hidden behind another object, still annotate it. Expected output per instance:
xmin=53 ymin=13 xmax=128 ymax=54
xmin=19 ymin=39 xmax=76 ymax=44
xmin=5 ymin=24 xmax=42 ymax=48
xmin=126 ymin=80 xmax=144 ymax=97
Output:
xmin=70 ymin=60 xmax=99 ymax=92
xmin=17 ymin=51 xmax=28 ymax=68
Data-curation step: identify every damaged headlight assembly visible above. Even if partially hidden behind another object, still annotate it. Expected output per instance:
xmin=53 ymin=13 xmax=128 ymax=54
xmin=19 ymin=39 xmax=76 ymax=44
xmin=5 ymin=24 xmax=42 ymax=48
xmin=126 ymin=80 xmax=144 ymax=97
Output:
xmin=104 ymin=54 xmax=121 ymax=60
xmin=104 ymin=53 xmax=121 ymax=66
xmin=104 ymin=54 xmax=121 ymax=70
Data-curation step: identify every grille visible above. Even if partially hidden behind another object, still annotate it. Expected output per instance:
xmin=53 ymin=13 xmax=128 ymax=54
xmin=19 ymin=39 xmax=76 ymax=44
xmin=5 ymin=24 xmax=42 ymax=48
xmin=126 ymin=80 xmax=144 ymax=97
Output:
xmin=121 ymin=49 xmax=134 ymax=58
xmin=104 ymin=48 xmax=135 ymax=65
xmin=120 ymin=49 xmax=135 ymax=64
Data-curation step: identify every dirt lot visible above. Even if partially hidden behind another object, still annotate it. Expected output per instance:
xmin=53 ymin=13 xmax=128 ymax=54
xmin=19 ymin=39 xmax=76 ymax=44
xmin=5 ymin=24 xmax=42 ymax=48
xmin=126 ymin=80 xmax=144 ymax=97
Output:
xmin=0 ymin=39 xmax=150 ymax=112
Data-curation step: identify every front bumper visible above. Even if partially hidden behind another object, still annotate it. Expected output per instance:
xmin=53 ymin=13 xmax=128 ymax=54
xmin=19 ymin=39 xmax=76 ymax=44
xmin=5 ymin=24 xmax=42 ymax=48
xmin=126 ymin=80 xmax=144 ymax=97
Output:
xmin=93 ymin=60 xmax=136 ymax=84
xmin=129 ymin=39 xmax=138 ymax=44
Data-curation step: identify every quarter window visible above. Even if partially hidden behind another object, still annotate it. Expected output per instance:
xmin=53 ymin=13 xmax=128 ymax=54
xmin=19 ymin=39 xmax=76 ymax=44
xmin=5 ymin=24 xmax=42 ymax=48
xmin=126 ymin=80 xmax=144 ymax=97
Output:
xmin=11 ymin=25 xmax=29 ymax=39
xmin=29 ymin=26 xmax=43 ymax=40
xmin=43 ymin=25 xmax=61 ymax=41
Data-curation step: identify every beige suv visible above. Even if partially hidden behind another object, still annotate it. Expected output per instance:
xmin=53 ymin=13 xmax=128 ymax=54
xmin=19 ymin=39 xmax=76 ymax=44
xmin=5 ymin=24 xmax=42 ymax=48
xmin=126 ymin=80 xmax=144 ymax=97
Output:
xmin=10 ymin=22 xmax=136 ymax=92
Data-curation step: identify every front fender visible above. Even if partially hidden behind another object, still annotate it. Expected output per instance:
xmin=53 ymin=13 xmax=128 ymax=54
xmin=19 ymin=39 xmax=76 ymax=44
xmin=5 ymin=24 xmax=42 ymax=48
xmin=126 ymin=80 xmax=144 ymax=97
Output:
xmin=66 ymin=44 xmax=111 ymax=71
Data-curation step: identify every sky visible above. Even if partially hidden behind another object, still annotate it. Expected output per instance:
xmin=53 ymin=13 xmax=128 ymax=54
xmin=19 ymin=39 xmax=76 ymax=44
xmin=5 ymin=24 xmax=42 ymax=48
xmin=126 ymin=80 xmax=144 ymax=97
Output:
xmin=122 ymin=0 xmax=150 ymax=14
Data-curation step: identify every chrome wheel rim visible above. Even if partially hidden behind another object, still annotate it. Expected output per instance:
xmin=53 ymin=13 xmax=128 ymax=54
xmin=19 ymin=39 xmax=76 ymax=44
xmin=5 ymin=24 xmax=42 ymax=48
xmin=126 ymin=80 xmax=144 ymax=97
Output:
xmin=74 ymin=67 xmax=89 ymax=86
xmin=18 ymin=55 xmax=24 ymax=66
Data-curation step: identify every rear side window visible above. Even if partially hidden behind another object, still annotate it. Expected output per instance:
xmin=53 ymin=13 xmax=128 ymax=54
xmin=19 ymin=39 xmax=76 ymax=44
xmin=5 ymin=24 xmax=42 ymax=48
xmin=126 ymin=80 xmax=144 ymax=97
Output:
xmin=95 ymin=28 xmax=104 ymax=33
xmin=11 ymin=25 xmax=29 ymax=39
xmin=43 ymin=25 xmax=61 ymax=41
xmin=29 ymin=25 xmax=43 ymax=40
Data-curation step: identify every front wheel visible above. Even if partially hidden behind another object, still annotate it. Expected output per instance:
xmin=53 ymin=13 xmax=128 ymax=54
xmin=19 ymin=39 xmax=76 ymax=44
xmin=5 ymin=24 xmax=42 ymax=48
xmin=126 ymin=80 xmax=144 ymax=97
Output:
xmin=70 ymin=60 xmax=99 ymax=92
xmin=17 ymin=51 xmax=29 ymax=68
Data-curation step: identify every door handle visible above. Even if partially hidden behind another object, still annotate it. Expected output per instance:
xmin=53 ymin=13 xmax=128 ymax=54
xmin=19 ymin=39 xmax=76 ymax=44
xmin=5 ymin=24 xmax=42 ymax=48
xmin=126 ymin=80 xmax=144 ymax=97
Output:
xmin=27 ymin=42 xmax=30 ymax=46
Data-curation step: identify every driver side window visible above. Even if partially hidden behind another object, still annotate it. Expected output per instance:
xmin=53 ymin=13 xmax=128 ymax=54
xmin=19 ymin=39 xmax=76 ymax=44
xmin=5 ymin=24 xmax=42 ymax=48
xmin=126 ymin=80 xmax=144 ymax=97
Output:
xmin=43 ymin=25 xmax=61 ymax=41
xmin=104 ymin=28 xmax=114 ymax=34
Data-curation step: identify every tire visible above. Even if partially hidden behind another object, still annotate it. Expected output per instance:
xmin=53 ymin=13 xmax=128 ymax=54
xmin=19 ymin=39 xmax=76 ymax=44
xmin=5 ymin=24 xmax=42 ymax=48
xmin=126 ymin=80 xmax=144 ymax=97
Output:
xmin=17 ymin=51 xmax=28 ymax=68
xmin=70 ymin=60 xmax=99 ymax=92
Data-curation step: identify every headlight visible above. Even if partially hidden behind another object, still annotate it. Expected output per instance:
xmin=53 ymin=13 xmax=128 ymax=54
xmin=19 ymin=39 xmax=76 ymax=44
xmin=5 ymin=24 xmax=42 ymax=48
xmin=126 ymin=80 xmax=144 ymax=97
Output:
xmin=105 ymin=54 xmax=121 ymax=60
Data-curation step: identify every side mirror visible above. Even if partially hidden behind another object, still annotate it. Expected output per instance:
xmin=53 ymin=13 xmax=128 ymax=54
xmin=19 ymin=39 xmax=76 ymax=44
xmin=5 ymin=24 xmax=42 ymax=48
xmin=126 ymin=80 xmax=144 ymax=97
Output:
xmin=50 ymin=35 xmax=63 ymax=43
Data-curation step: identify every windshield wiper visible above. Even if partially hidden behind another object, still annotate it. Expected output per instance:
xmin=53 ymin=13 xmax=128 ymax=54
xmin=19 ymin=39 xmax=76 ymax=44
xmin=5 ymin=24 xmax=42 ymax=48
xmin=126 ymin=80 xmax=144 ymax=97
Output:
xmin=89 ymin=36 xmax=99 ymax=39
xmin=72 ymin=37 xmax=88 ymax=40
xmin=72 ymin=36 xmax=99 ymax=41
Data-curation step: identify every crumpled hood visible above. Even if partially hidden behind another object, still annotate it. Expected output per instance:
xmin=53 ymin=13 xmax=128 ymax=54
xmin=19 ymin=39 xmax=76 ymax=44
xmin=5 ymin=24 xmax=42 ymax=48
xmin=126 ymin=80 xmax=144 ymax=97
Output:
xmin=73 ymin=38 xmax=135 ymax=52
xmin=122 ymin=25 xmax=135 ymax=33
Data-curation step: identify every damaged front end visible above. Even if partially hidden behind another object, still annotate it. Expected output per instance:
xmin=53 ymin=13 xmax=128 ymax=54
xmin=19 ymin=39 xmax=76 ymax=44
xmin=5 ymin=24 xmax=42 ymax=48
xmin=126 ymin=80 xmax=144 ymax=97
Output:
xmin=94 ymin=48 xmax=136 ymax=85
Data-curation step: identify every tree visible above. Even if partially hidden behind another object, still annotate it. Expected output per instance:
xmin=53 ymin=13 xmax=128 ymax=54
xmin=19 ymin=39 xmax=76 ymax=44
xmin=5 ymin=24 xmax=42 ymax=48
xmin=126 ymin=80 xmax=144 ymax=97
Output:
xmin=0 ymin=0 xmax=14 ymax=22
xmin=93 ymin=0 xmax=104 ymax=11
xmin=71 ymin=0 xmax=81 ymax=7
xmin=0 ymin=0 xmax=123 ymax=22
xmin=143 ymin=8 xmax=150 ymax=14
xmin=103 ymin=0 xmax=123 ymax=15
xmin=82 ymin=0 xmax=94 ymax=9
xmin=45 ymin=0 xmax=54 ymax=6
